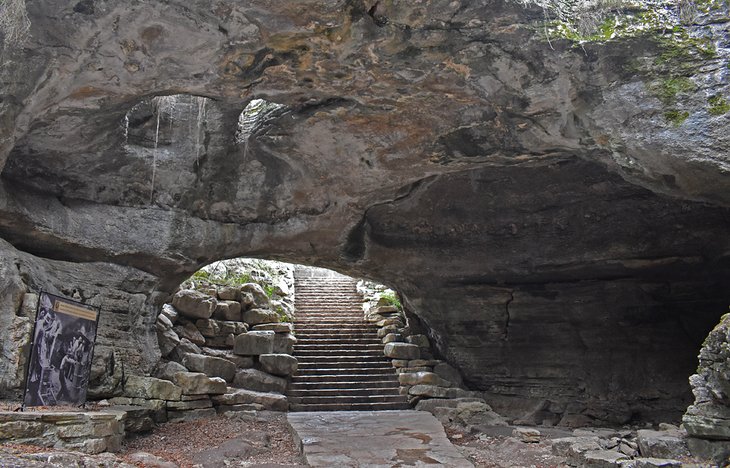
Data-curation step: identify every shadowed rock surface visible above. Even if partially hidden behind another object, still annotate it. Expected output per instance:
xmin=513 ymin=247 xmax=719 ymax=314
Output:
xmin=1 ymin=0 xmax=729 ymax=424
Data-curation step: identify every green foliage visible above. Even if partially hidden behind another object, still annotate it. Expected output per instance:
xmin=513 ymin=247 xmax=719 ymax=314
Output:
xmin=264 ymin=284 xmax=276 ymax=298
xmin=380 ymin=291 xmax=403 ymax=311
xmin=652 ymin=77 xmax=696 ymax=105
xmin=275 ymin=305 xmax=288 ymax=322
xmin=187 ymin=263 xmax=253 ymax=287
xmin=708 ymin=94 xmax=730 ymax=115
xmin=664 ymin=109 xmax=690 ymax=125
xmin=191 ymin=270 xmax=210 ymax=281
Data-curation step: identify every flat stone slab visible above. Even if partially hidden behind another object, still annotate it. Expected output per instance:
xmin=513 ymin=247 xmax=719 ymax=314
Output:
xmin=287 ymin=410 xmax=473 ymax=467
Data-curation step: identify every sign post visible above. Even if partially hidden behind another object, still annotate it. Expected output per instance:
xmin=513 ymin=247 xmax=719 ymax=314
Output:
xmin=23 ymin=292 xmax=100 ymax=408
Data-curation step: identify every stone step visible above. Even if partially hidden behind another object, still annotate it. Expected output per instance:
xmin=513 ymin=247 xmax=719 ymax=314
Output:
xmin=296 ymin=355 xmax=390 ymax=363
xmin=295 ymin=303 xmax=362 ymax=307
xmin=295 ymin=289 xmax=357 ymax=292
xmin=294 ymin=313 xmax=364 ymax=318
xmin=289 ymin=379 xmax=402 ymax=390
xmin=295 ymin=368 xmax=395 ymax=377
xmin=294 ymin=332 xmax=379 ymax=339
xmin=295 ymin=293 xmax=361 ymax=297
xmin=292 ymin=373 xmax=398 ymax=383
xmin=294 ymin=349 xmax=384 ymax=357
xmin=294 ymin=320 xmax=371 ymax=326
xmin=296 ymin=338 xmax=382 ymax=345
xmin=287 ymin=387 xmax=400 ymax=397
xmin=289 ymin=401 xmax=411 ymax=412
xmin=294 ymin=325 xmax=374 ymax=331
xmin=288 ymin=394 xmax=407 ymax=405
xmin=296 ymin=342 xmax=383 ymax=348
xmin=297 ymin=361 xmax=392 ymax=369
xmin=293 ymin=332 xmax=379 ymax=338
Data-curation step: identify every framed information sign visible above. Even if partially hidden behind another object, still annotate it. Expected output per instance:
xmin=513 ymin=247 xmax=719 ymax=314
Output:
xmin=23 ymin=292 xmax=100 ymax=407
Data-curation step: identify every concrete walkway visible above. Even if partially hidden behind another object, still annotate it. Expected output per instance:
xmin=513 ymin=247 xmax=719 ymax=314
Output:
xmin=287 ymin=410 xmax=474 ymax=467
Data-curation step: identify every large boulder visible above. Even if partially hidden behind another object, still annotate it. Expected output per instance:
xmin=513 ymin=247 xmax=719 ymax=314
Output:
xmin=240 ymin=284 xmax=270 ymax=309
xmin=169 ymin=338 xmax=202 ymax=362
xmin=160 ymin=304 xmax=179 ymax=324
xmin=124 ymin=376 xmax=182 ymax=401
xmin=213 ymin=300 xmax=242 ymax=321
xmin=433 ymin=362 xmax=464 ymax=387
xmin=217 ymin=286 xmax=241 ymax=302
xmin=242 ymin=308 xmax=279 ymax=326
xmin=172 ymin=290 xmax=217 ymax=319
xmin=195 ymin=319 xmax=246 ymax=338
xmin=273 ymin=333 xmax=296 ymax=355
xmin=156 ymin=316 xmax=180 ymax=357
xmin=173 ymin=322 xmax=206 ymax=346
xmin=398 ymin=371 xmax=451 ymax=387
xmin=211 ymin=388 xmax=288 ymax=411
xmin=384 ymin=343 xmax=420 ymax=360
xmin=153 ymin=361 xmax=189 ymax=382
xmin=251 ymin=323 xmax=293 ymax=333
xmin=173 ymin=372 xmax=227 ymax=395
xmin=408 ymin=384 xmax=449 ymax=398
xmin=259 ymin=354 xmax=298 ymax=377
xmin=182 ymin=353 xmax=237 ymax=382
xmin=232 ymin=368 xmax=288 ymax=393
xmin=233 ymin=331 xmax=275 ymax=355
xmin=637 ymin=429 xmax=690 ymax=459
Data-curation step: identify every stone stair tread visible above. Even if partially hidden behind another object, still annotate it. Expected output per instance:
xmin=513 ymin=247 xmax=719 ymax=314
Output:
xmin=298 ymin=362 xmax=391 ymax=368
xmin=289 ymin=402 xmax=411 ymax=411
xmin=287 ymin=387 xmax=400 ymax=397
xmin=295 ymin=368 xmax=395 ymax=375
xmin=289 ymin=395 xmax=407 ymax=404
xmin=290 ymin=380 xmax=401 ymax=388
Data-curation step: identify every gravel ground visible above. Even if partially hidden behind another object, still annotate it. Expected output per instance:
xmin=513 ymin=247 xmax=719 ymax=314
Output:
xmin=444 ymin=425 xmax=571 ymax=468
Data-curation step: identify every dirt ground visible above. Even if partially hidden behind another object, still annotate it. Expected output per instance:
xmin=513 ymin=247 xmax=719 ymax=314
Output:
xmin=120 ymin=411 xmax=306 ymax=467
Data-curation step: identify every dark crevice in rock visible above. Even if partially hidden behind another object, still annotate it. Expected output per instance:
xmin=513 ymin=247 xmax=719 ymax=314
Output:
xmin=503 ymin=290 xmax=514 ymax=341
xmin=342 ymin=217 xmax=368 ymax=263
xmin=367 ymin=2 xmax=388 ymax=27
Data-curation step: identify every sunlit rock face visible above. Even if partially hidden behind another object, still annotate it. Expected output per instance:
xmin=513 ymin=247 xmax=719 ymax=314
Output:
xmin=0 ymin=0 xmax=729 ymax=423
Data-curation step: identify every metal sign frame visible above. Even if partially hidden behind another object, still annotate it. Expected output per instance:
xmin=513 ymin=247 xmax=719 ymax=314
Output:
xmin=22 ymin=291 xmax=101 ymax=409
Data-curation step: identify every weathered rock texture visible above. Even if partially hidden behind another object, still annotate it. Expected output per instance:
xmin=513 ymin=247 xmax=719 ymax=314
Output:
xmin=1 ymin=0 xmax=729 ymax=423
xmin=683 ymin=313 xmax=730 ymax=462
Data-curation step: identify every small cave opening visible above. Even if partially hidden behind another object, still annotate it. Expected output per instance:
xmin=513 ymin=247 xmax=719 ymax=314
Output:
xmin=234 ymin=98 xmax=286 ymax=144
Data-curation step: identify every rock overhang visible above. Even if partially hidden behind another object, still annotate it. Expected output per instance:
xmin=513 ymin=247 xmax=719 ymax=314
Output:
xmin=0 ymin=0 xmax=729 ymax=422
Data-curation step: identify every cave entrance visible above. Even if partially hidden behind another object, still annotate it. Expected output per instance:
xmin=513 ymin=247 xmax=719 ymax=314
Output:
xmin=155 ymin=258 xmax=433 ymax=413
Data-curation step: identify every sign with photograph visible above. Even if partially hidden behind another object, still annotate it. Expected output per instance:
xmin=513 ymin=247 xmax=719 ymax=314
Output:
xmin=23 ymin=292 xmax=100 ymax=407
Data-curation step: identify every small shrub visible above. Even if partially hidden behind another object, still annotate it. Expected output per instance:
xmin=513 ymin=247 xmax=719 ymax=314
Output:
xmin=380 ymin=291 xmax=403 ymax=311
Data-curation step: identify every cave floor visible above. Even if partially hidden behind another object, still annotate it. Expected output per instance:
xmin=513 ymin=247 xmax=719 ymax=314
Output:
xmin=287 ymin=410 xmax=474 ymax=467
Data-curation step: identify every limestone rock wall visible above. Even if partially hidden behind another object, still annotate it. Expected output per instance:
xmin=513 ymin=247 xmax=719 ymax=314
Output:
xmin=0 ymin=239 xmax=163 ymax=399
xmin=683 ymin=313 xmax=730 ymax=464
xmin=0 ymin=0 xmax=729 ymax=424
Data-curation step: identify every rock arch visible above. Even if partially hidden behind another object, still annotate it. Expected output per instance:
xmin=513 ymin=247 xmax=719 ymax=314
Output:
xmin=1 ymin=0 xmax=729 ymax=425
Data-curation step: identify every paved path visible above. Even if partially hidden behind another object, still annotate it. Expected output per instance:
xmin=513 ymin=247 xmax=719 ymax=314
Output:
xmin=287 ymin=410 xmax=474 ymax=467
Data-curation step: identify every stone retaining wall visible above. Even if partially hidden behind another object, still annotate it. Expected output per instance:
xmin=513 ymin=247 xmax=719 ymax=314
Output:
xmin=0 ymin=410 xmax=125 ymax=454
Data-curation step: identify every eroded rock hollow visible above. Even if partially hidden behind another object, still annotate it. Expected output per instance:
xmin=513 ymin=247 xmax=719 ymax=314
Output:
xmin=1 ymin=0 xmax=729 ymax=425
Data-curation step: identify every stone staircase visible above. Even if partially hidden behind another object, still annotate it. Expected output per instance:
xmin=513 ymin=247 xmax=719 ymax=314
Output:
xmin=288 ymin=269 xmax=411 ymax=411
